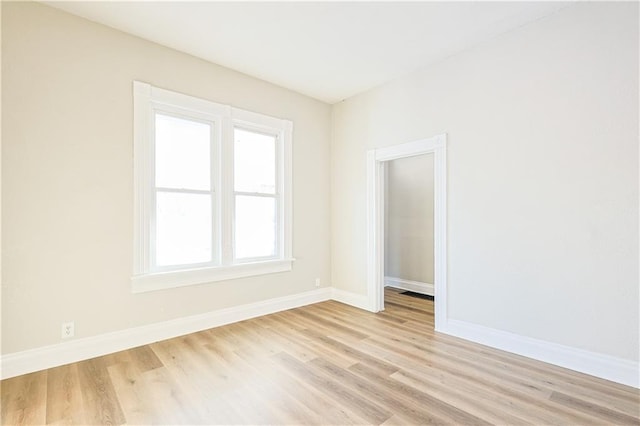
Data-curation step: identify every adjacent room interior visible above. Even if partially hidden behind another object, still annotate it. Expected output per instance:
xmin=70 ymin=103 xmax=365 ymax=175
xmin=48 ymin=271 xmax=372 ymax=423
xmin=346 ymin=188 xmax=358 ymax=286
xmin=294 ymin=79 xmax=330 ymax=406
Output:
xmin=384 ymin=153 xmax=435 ymax=302
xmin=1 ymin=1 xmax=639 ymax=424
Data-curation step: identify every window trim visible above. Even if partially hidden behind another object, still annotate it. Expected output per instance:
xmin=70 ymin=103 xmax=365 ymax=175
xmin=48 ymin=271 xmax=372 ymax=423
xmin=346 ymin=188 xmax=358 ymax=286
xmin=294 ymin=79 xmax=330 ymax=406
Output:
xmin=132 ymin=81 xmax=293 ymax=293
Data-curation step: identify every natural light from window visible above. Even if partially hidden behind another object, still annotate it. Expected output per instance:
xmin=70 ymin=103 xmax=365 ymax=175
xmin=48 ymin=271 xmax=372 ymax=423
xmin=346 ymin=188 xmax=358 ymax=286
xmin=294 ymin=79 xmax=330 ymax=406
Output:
xmin=155 ymin=113 xmax=211 ymax=191
xmin=234 ymin=128 xmax=277 ymax=260
xmin=154 ymin=113 xmax=213 ymax=267
xmin=133 ymin=81 xmax=292 ymax=292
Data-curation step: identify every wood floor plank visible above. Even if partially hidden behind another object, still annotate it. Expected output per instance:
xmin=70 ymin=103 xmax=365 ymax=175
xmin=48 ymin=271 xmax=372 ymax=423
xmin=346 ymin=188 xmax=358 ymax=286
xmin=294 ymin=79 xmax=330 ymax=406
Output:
xmin=277 ymin=308 xmax=366 ymax=343
xmin=224 ymin=349 xmax=324 ymax=425
xmin=299 ymin=329 xmax=399 ymax=376
xmin=106 ymin=350 xmax=197 ymax=425
xmin=126 ymin=346 xmax=163 ymax=373
xmin=348 ymin=361 xmax=491 ymax=426
xmin=2 ymin=288 xmax=638 ymax=425
xmin=306 ymin=356 xmax=450 ymax=425
xmin=550 ymin=390 xmax=640 ymax=425
xmin=197 ymin=338 xmax=304 ymax=425
xmin=234 ymin=345 xmax=370 ymax=425
xmin=351 ymin=334 xmax=607 ymax=424
xmin=262 ymin=316 xmax=360 ymax=370
xmin=149 ymin=336 xmax=246 ymax=424
xmin=45 ymin=363 xmax=84 ymax=425
xmin=133 ymin=365 xmax=201 ymax=424
xmin=294 ymin=309 xmax=370 ymax=340
xmin=106 ymin=358 xmax=156 ymax=425
xmin=76 ymin=357 xmax=126 ymax=425
xmin=340 ymin=302 xmax=639 ymax=417
xmin=1 ymin=371 xmax=47 ymax=425
xmin=390 ymin=368 xmax=534 ymax=425
xmin=270 ymin=351 xmax=392 ymax=424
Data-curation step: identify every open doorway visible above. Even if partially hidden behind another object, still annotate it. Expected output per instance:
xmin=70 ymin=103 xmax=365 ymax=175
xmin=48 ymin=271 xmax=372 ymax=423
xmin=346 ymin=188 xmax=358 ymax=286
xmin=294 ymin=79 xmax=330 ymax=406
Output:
xmin=384 ymin=153 xmax=435 ymax=306
xmin=365 ymin=134 xmax=447 ymax=332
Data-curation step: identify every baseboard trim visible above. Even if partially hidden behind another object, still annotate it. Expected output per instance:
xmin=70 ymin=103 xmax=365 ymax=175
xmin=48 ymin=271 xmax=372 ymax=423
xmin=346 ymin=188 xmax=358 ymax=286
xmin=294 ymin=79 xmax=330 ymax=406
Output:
xmin=4 ymin=287 xmax=637 ymax=389
xmin=0 ymin=287 xmax=332 ymax=380
xmin=331 ymin=288 xmax=373 ymax=312
xmin=441 ymin=318 xmax=639 ymax=389
xmin=384 ymin=276 xmax=434 ymax=296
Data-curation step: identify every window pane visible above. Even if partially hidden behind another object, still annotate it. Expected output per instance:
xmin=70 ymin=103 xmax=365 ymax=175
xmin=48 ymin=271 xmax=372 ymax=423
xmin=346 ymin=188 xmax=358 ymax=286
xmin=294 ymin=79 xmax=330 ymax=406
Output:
xmin=234 ymin=128 xmax=276 ymax=194
xmin=235 ymin=195 xmax=276 ymax=259
xmin=156 ymin=113 xmax=211 ymax=191
xmin=156 ymin=192 xmax=212 ymax=266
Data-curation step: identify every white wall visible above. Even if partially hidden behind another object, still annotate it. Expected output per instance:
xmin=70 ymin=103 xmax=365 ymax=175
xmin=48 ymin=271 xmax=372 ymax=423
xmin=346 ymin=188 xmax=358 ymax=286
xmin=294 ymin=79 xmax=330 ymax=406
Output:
xmin=1 ymin=2 xmax=331 ymax=355
xmin=332 ymin=2 xmax=639 ymax=362
xmin=385 ymin=154 xmax=434 ymax=284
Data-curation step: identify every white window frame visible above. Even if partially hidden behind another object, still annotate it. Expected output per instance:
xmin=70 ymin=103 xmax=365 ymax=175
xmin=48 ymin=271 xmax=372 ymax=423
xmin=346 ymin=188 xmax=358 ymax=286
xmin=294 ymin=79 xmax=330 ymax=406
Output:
xmin=132 ymin=81 xmax=293 ymax=293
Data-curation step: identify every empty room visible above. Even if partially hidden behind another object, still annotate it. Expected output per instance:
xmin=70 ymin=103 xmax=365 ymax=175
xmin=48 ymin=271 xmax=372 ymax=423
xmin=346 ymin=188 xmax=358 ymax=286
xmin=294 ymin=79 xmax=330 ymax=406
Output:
xmin=1 ymin=1 xmax=639 ymax=424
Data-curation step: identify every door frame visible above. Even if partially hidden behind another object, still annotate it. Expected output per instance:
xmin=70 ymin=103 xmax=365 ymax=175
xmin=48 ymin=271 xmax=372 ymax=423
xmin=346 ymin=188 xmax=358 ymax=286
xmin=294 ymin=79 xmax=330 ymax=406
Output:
xmin=366 ymin=134 xmax=447 ymax=331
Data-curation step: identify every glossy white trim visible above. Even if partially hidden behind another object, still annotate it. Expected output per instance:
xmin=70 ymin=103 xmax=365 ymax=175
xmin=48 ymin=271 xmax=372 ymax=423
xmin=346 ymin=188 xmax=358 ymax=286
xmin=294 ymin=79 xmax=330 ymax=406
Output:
xmin=441 ymin=319 xmax=639 ymax=389
xmin=133 ymin=81 xmax=293 ymax=292
xmin=384 ymin=276 xmax=434 ymax=296
xmin=133 ymin=81 xmax=151 ymax=277
xmin=331 ymin=288 xmax=372 ymax=311
xmin=0 ymin=287 xmax=330 ymax=380
xmin=366 ymin=134 xmax=447 ymax=329
xmin=2 ymin=286 xmax=636 ymax=388
xmin=131 ymin=258 xmax=295 ymax=293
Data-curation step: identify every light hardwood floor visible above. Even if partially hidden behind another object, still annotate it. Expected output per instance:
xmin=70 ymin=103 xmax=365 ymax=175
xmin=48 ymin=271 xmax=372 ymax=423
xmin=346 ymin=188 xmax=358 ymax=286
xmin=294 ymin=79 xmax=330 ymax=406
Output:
xmin=2 ymin=288 xmax=639 ymax=425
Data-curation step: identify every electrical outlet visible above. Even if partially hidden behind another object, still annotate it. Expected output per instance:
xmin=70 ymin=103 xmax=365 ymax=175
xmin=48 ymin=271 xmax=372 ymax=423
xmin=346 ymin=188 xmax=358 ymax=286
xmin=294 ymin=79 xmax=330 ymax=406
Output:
xmin=315 ymin=278 xmax=321 ymax=287
xmin=61 ymin=321 xmax=74 ymax=339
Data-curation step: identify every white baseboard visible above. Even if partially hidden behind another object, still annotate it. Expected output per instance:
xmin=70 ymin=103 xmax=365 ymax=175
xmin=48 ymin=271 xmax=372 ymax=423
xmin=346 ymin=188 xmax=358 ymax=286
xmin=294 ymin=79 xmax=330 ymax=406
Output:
xmin=384 ymin=276 xmax=433 ymax=296
xmin=3 ymin=287 xmax=637 ymax=389
xmin=331 ymin=288 xmax=374 ymax=312
xmin=0 ymin=287 xmax=332 ymax=380
xmin=441 ymin=318 xmax=639 ymax=389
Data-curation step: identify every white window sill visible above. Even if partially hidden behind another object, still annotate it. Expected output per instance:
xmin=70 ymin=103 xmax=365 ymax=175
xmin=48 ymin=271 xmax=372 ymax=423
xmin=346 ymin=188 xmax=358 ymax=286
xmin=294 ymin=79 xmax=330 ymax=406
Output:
xmin=131 ymin=258 xmax=294 ymax=294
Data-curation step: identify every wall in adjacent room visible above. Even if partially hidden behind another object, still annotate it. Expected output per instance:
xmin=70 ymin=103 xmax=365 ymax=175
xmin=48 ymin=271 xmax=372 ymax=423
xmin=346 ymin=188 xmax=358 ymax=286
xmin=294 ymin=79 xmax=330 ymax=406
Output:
xmin=2 ymin=2 xmax=332 ymax=354
xmin=331 ymin=2 xmax=639 ymax=362
xmin=384 ymin=154 xmax=434 ymax=284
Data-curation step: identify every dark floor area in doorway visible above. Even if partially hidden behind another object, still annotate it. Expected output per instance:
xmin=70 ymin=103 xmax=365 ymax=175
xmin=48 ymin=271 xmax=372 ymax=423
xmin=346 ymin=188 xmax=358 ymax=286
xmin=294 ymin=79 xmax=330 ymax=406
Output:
xmin=400 ymin=291 xmax=434 ymax=301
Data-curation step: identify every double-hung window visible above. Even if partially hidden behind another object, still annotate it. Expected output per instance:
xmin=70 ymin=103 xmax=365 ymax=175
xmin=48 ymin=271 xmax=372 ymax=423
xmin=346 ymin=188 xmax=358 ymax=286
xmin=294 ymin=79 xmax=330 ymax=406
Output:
xmin=132 ymin=82 xmax=292 ymax=293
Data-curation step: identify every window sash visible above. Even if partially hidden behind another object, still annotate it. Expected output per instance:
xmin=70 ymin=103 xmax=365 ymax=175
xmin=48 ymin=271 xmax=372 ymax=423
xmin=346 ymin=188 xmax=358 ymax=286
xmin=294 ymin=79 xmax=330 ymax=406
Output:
xmin=232 ymin=125 xmax=281 ymax=263
xmin=148 ymin=108 xmax=219 ymax=273
xmin=132 ymin=81 xmax=293 ymax=292
xmin=233 ymin=193 xmax=279 ymax=263
xmin=150 ymin=188 xmax=216 ymax=272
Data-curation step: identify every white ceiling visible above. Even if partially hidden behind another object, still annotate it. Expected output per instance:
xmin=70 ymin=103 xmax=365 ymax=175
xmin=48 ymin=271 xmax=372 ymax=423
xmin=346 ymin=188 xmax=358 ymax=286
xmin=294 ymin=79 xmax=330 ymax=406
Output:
xmin=46 ymin=1 xmax=573 ymax=104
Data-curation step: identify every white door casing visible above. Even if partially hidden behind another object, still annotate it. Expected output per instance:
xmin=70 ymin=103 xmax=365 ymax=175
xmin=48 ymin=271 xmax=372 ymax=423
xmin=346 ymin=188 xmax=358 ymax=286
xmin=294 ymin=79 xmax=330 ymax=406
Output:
xmin=366 ymin=134 xmax=447 ymax=331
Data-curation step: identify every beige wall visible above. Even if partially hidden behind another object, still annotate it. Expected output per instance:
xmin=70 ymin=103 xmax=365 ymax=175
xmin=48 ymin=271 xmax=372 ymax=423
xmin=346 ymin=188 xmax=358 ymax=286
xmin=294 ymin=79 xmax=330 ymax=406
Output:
xmin=1 ymin=2 xmax=331 ymax=354
xmin=332 ymin=2 xmax=639 ymax=361
xmin=385 ymin=154 xmax=434 ymax=284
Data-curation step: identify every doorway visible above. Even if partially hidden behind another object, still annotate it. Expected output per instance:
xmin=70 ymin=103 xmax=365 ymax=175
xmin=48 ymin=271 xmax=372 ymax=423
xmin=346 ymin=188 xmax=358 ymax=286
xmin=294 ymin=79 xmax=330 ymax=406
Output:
xmin=365 ymin=134 xmax=447 ymax=332
xmin=384 ymin=153 xmax=435 ymax=302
